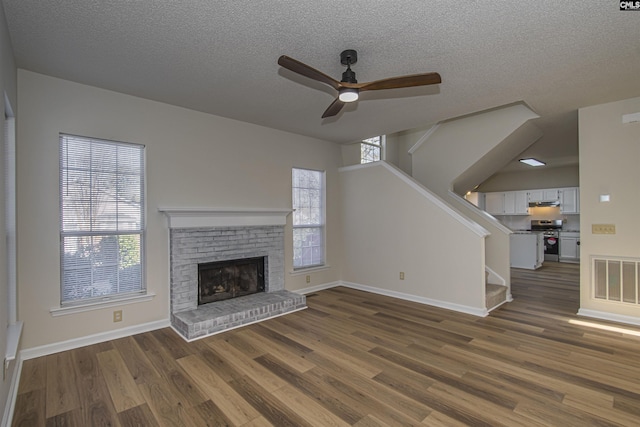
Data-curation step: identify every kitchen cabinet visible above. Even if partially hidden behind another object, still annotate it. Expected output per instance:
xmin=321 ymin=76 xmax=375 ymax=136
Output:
xmin=559 ymin=187 xmax=579 ymax=214
xmin=510 ymin=232 xmax=543 ymax=269
xmin=485 ymin=192 xmax=504 ymax=215
xmin=559 ymin=231 xmax=580 ymax=262
xmin=515 ymin=191 xmax=529 ymax=214
xmin=486 ymin=191 xmax=529 ymax=215
xmin=529 ymin=189 xmax=560 ymax=203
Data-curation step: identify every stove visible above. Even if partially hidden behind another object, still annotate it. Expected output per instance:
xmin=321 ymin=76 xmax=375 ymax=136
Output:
xmin=531 ymin=219 xmax=562 ymax=261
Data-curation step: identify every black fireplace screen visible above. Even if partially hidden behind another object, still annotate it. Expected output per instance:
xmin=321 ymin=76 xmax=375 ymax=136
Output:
xmin=198 ymin=257 xmax=265 ymax=305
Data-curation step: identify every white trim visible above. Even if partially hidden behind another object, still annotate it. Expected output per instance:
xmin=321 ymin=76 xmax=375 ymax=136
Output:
xmin=408 ymin=124 xmax=440 ymax=154
xmin=295 ymin=280 xmax=488 ymax=316
xmin=4 ymin=321 xmax=23 ymax=363
xmin=157 ymin=207 xmax=292 ymax=228
xmin=2 ymin=350 xmax=23 ymax=427
xmin=19 ymin=318 xmax=170 ymax=360
xmin=50 ymin=292 xmax=156 ymax=316
xmin=339 ymin=280 xmax=488 ymax=317
xmin=448 ymin=190 xmax=513 ymax=235
xmin=577 ymin=309 xmax=640 ymax=327
xmin=339 ymin=162 xmax=489 ymax=238
xmin=289 ymin=264 xmax=332 ymax=276
xmin=294 ymin=281 xmax=341 ymax=294
xmin=173 ymin=306 xmax=308 ymax=342
xmin=484 ymin=265 xmax=506 ymax=287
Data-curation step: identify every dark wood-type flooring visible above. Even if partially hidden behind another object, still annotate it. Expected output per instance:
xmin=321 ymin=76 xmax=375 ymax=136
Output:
xmin=12 ymin=262 xmax=640 ymax=426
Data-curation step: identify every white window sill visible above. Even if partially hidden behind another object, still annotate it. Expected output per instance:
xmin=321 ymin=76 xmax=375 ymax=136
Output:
xmin=50 ymin=292 xmax=156 ymax=317
xmin=289 ymin=264 xmax=331 ymax=276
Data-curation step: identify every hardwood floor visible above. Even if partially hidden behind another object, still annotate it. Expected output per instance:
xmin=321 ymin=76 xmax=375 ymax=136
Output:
xmin=12 ymin=262 xmax=640 ymax=426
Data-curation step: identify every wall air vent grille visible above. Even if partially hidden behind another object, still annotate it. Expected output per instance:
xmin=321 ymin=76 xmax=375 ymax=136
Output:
xmin=593 ymin=257 xmax=640 ymax=304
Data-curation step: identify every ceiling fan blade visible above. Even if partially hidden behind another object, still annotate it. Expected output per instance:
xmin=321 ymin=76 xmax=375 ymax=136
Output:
xmin=322 ymin=98 xmax=345 ymax=118
xmin=278 ymin=55 xmax=341 ymax=90
xmin=357 ymin=72 xmax=442 ymax=91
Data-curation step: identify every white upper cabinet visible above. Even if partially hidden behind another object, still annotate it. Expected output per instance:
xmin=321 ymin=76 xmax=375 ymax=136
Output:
xmin=559 ymin=187 xmax=580 ymax=214
xmin=483 ymin=187 xmax=578 ymax=215
xmin=528 ymin=189 xmax=560 ymax=202
xmin=485 ymin=192 xmax=505 ymax=215
xmin=485 ymin=190 xmax=529 ymax=215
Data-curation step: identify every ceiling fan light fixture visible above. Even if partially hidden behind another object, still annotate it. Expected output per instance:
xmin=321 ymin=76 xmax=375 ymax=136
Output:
xmin=339 ymin=88 xmax=359 ymax=103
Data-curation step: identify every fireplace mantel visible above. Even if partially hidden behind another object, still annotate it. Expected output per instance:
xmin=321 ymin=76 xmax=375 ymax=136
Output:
xmin=158 ymin=207 xmax=291 ymax=228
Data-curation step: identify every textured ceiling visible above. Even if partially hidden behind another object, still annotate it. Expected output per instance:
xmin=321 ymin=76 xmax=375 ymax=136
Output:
xmin=2 ymin=1 xmax=639 ymax=170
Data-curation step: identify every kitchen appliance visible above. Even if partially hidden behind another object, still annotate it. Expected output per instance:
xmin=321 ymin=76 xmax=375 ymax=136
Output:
xmin=528 ymin=200 xmax=560 ymax=207
xmin=531 ymin=219 xmax=563 ymax=261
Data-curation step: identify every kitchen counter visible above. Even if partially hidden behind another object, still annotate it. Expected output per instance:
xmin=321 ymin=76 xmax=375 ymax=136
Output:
xmin=510 ymin=232 xmax=544 ymax=269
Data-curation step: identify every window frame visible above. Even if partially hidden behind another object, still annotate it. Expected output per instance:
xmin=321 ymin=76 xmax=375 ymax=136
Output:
xmin=59 ymin=133 xmax=146 ymax=307
xmin=291 ymin=167 xmax=326 ymax=270
xmin=360 ymin=135 xmax=385 ymax=164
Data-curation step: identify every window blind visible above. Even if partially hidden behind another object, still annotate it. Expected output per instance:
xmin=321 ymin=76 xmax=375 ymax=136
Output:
xmin=60 ymin=134 xmax=145 ymax=304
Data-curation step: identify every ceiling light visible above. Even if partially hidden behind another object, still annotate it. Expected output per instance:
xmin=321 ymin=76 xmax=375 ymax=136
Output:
xmin=519 ymin=158 xmax=546 ymax=167
xmin=339 ymin=88 xmax=359 ymax=103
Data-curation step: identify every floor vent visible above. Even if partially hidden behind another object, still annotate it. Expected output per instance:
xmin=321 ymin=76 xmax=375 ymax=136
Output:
xmin=593 ymin=257 xmax=640 ymax=304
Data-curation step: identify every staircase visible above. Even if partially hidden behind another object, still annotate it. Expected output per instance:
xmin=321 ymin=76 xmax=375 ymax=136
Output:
xmin=486 ymin=283 xmax=508 ymax=310
xmin=485 ymin=268 xmax=509 ymax=311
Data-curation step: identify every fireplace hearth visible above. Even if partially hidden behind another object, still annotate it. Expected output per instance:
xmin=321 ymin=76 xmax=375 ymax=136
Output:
xmin=198 ymin=257 xmax=265 ymax=305
xmin=161 ymin=217 xmax=307 ymax=341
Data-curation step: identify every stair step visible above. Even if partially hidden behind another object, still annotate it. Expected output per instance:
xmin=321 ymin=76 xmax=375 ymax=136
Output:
xmin=486 ymin=283 xmax=507 ymax=310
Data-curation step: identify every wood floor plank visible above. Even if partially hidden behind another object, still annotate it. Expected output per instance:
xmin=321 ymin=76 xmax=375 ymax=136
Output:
xmin=45 ymin=351 xmax=81 ymax=418
xmin=137 ymin=376 xmax=199 ymax=427
xmin=96 ymin=349 xmax=146 ymax=413
xmin=71 ymin=345 xmax=122 ymax=426
xmin=13 ymin=262 xmax=640 ymax=426
xmin=176 ymin=354 xmax=261 ymax=425
xmin=237 ymin=328 xmax=316 ymax=373
xmin=270 ymin=384 xmax=351 ymax=427
xmin=208 ymin=337 xmax=289 ymax=392
xmin=111 ymin=336 xmax=162 ymax=385
xmin=16 ymin=357 xmax=46 ymax=394
xmin=12 ymin=389 xmax=46 ymax=427
xmin=117 ymin=403 xmax=160 ymax=427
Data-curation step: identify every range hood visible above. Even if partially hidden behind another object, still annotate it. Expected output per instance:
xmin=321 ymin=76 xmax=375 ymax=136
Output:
xmin=528 ymin=200 xmax=560 ymax=207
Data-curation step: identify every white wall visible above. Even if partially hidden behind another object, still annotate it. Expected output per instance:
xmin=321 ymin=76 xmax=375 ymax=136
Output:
xmin=0 ymin=1 xmax=17 ymax=422
xmin=478 ymin=165 xmax=579 ymax=192
xmin=16 ymin=70 xmax=343 ymax=349
xmin=340 ymin=162 xmax=487 ymax=314
xmin=579 ymin=96 xmax=640 ymax=319
xmin=410 ymin=103 xmax=540 ymax=197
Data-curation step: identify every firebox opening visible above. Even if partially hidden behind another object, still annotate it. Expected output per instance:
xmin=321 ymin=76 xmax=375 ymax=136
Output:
xmin=198 ymin=256 xmax=265 ymax=305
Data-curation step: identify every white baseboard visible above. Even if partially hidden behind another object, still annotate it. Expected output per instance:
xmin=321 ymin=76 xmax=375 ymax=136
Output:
xmin=19 ymin=318 xmax=171 ymax=361
xmin=2 ymin=352 xmax=23 ymax=427
xmin=338 ymin=281 xmax=489 ymax=317
xmin=293 ymin=281 xmax=341 ymax=295
xmin=577 ymin=309 xmax=640 ymax=327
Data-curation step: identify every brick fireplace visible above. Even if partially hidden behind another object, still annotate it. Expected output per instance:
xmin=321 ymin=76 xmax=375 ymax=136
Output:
xmin=159 ymin=208 xmax=306 ymax=341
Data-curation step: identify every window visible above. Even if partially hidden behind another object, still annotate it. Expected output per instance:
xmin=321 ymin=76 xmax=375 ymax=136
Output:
xmin=60 ymin=134 xmax=145 ymax=305
xmin=292 ymin=168 xmax=325 ymax=269
xmin=361 ymin=135 xmax=383 ymax=164
xmin=4 ymin=95 xmax=16 ymax=323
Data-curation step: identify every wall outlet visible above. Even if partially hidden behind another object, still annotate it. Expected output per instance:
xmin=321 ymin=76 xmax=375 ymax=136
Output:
xmin=399 ymin=272 xmax=405 ymax=280
xmin=113 ymin=310 xmax=123 ymax=322
xmin=306 ymin=275 xmax=310 ymax=283
xmin=592 ymin=224 xmax=616 ymax=234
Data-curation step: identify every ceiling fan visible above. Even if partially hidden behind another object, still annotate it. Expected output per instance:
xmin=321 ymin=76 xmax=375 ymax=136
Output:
xmin=278 ymin=49 xmax=441 ymax=118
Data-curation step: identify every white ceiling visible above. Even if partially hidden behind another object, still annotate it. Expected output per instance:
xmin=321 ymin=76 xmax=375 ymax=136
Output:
xmin=2 ymin=1 xmax=639 ymax=170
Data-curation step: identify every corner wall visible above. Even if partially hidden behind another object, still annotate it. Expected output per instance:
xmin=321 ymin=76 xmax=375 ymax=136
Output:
xmin=0 ymin=0 xmax=18 ymax=423
xmin=340 ymin=162 xmax=488 ymax=314
xmin=579 ymin=96 xmax=640 ymax=320
xmin=16 ymin=70 xmax=343 ymax=350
